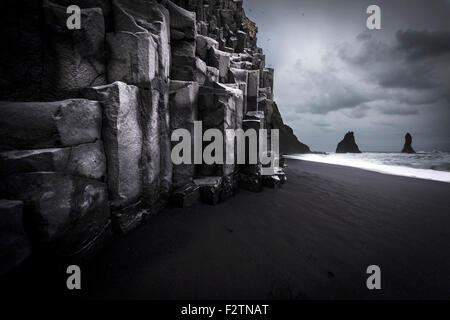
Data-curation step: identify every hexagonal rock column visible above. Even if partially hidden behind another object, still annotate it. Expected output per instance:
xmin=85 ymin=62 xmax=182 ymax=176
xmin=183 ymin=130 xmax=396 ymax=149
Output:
xmin=229 ymin=68 xmax=248 ymax=118
xmin=261 ymin=68 xmax=274 ymax=92
xmin=207 ymin=48 xmax=231 ymax=83
xmin=82 ymin=82 xmax=143 ymax=209
xmin=0 ymin=100 xmax=102 ymax=151
xmin=169 ymin=80 xmax=199 ymax=189
xmin=111 ymin=0 xmax=171 ymax=79
xmin=164 ymin=0 xmax=201 ymax=83
xmin=198 ymin=82 xmax=242 ymax=177
xmin=106 ymin=31 xmax=158 ymax=89
xmin=171 ymin=55 xmax=207 ymax=84
xmin=171 ymin=183 xmax=200 ymax=208
xmin=164 ymin=0 xmax=196 ymax=40
xmin=246 ymin=70 xmax=260 ymax=113
xmin=258 ymin=98 xmax=274 ymax=129
xmin=223 ymin=83 xmax=245 ymax=130
xmin=138 ymin=88 xmax=163 ymax=207
xmin=0 ymin=200 xmax=31 ymax=275
xmin=0 ymin=173 xmax=110 ymax=257
xmin=239 ymin=118 xmax=264 ymax=192
xmin=41 ymin=0 xmax=106 ymax=100
xmin=109 ymin=0 xmax=172 ymax=200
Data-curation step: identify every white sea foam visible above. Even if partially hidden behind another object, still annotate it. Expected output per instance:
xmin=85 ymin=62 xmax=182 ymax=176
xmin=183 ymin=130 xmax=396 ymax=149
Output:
xmin=285 ymin=152 xmax=450 ymax=183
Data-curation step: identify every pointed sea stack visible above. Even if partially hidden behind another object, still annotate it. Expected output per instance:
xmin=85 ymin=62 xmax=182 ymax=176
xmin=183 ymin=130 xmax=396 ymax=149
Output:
xmin=401 ymin=132 xmax=416 ymax=154
xmin=336 ymin=131 xmax=361 ymax=153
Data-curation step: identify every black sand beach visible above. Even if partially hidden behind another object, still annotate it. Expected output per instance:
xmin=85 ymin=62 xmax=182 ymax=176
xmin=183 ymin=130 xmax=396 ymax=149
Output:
xmin=4 ymin=159 xmax=450 ymax=300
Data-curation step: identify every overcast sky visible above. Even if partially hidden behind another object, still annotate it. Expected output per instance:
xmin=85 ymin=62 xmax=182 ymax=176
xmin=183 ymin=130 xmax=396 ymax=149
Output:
xmin=243 ymin=0 xmax=450 ymax=152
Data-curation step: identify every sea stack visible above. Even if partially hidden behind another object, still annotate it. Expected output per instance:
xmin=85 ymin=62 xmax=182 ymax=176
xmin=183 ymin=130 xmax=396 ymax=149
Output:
xmin=401 ymin=132 xmax=416 ymax=153
xmin=336 ymin=131 xmax=361 ymax=153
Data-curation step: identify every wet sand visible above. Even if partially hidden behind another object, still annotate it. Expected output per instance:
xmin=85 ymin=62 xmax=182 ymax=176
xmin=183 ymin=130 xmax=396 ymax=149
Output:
xmin=4 ymin=159 xmax=450 ymax=299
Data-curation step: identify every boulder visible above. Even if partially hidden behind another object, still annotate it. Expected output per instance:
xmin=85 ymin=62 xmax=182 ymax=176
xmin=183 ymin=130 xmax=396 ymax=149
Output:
xmin=0 ymin=173 xmax=110 ymax=257
xmin=82 ymin=82 xmax=143 ymax=208
xmin=112 ymin=201 xmax=150 ymax=235
xmin=401 ymin=132 xmax=416 ymax=154
xmin=274 ymin=167 xmax=287 ymax=184
xmin=336 ymin=131 xmax=362 ymax=153
xmin=239 ymin=165 xmax=262 ymax=192
xmin=42 ymin=0 xmax=106 ymax=100
xmin=171 ymin=183 xmax=200 ymax=208
xmin=262 ymin=175 xmax=281 ymax=189
xmin=170 ymin=80 xmax=199 ymax=188
xmin=0 ymin=141 xmax=106 ymax=181
xmin=106 ymin=31 xmax=158 ymax=88
xmin=193 ymin=176 xmax=222 ymax=205
xmin=220 ymin=174 xmax=237 ymax=201
xmin=0 ymin=200 xmax=31 ymax=275
xmin=0 ymin=100 xmax=102 ymax=151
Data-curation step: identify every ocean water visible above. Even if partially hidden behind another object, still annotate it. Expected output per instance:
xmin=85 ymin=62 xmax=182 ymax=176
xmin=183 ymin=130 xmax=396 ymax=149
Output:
xmin=285 ymin=152 xmax=450 ymax=183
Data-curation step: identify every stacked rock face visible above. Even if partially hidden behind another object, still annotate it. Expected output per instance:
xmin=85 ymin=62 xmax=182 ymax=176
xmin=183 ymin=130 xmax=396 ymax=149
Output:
xmin=0 ymin=0 xmax=306 ymax=270
xmin=0 ymin=100 xmax=111 ymax=258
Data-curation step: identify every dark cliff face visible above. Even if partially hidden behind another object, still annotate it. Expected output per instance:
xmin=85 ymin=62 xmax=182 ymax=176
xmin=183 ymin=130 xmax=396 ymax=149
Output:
xmin=336 ymin=131 xmax=361 ymax=153
xmin=402 ymin=132 xmax=416 ymax=153
xmin=271 ymin=102 xmax=310 ymax=154
xmin=0 ymin=0 xmax=302 ymax=267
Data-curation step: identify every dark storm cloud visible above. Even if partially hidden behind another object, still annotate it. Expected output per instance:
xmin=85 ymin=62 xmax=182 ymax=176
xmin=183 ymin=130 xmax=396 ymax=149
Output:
xmin=378 ymin=105 xmax=419 ymax=115
xmin=243 ymin=0 xmax=450 ymax=151
xmin=396 ymin=30 xmax=450 ymax=60
xmin=339 ymin=31 xmax=444 ymax=90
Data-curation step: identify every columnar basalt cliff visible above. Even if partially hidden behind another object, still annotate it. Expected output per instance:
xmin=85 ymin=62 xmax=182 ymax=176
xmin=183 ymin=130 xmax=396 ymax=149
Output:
xmin=0 ymin=0 xmax=307 ymax=272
